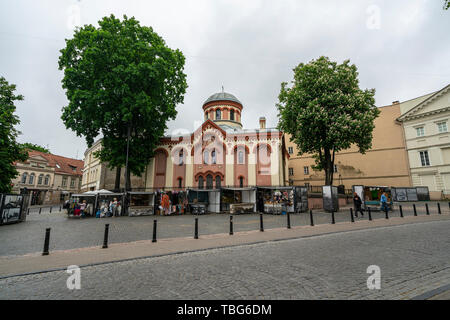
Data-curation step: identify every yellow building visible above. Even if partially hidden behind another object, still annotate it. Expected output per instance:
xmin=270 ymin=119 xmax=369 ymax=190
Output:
xmin=286 ymin=103 xmax=412 ymax=189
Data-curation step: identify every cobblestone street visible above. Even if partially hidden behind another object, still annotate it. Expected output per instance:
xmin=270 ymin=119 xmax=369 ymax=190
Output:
xmin=1 ymin=219 xmax=449 ymax=299
xmin=1 ymin=202 xmax=447 ymax=257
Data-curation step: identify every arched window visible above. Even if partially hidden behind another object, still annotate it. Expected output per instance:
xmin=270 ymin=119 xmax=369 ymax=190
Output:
xmin=29 ymin=173 xmax=35 ymax=185
xmin=238 ymin=151 xmax=244 ymax=164
xmin=198 ymin=176 xmax=204 ymax=189
xmin=179 ymin=149 xmax=184 ymax=166
xmin=211 ymin=149 xmax=216 ymax=164
xmin=205 ymin=112 xmax=208 ymax=120
xmin=44 ymin=175 xmax=50 ymax=185
xmin=230 ymin=109 xmax=235 ymax=121
xmin=203 ymin=150 xmax=209 ymax=164
xmin=216 ymin=109 xmax=221 ymax=120
xmin=38 ymin=174 xmax=43 ymax=185
xmin=215 ymin=175 xmax=221 ymax=188
xmin=206 ymin=174 xmax=213 ymax=189
xmin=21 ymin=172 xmax=28 ymax=184
xmin=239 ymin=176 xmax=244 ymax=188
xmin=178 ymin=178 xmax=183 ymax=188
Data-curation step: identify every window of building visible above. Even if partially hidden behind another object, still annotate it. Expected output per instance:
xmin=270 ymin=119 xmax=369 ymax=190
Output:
xmin=203 ymin=150 xmax=209 ymax=164
xmin=288 ymin=147 xmax=293 ymax=154
xmin=239 ymin=176 xmax=244 ymax=188
xmin=205 ymin=113 xmax=208 ymax=120
xmin=38 ymin=174 xmax=43 ymax=185
xmin=238 ymin=151 xmax=244 ymax=164
xmin=21 ymin=172 xmax=28 ymax=184
xmin=215 ymin=175 xmax=221 ymax=188
xmin=178 ymin=178 xmax=183 ymax=188
xmin=29 ymin=173 xmax=35 ymax=185
xmin=230 ymin=109 xmax=235 ymax=121
xmin=179 ymin=149 xmax=184 ymax=166
xmin=198 ymin=176 xmax=204 ymax=189
xmin=62 ymin=176 xmax=67 ymax=187
xmin=216 ymin=109 xmax=221 ymax=120
xmin=206 ymin=174 xmax=213 ymax=189
xmin=289 ymin=168 xmax=294 ymax=176
xmin=70 ymin=178 xmax=75 ymax=188
xmin=419 ymin=151 xmax=430 ymax=166
xmin=333 ymin=165 xmax=338 ymax=173
xmin=416 ymin=126 xmax=425 ymax=137
xmin=304 ymin=166 xmax=309 ymax=175
xmin=211 ymin=149 xmax=216 ymax=164
xmin=437 ymin=122 xmax=448 ymax=133
xmin=44 ymin=175 xmax=50 ymax=185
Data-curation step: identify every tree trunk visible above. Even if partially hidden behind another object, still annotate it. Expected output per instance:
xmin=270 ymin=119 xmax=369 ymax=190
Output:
xmin=114 ymin=167 xmax=121 ymax=192
xmin=126 ymin=169 xmax=131 ymax=191
xmin=323 ymin=148 xmax=335 ymax=186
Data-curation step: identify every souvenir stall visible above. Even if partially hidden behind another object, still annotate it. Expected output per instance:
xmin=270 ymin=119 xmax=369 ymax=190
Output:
xmin=96 ymin=192 xmax=125 ymax=216
xmin=68 ymin=193 xmax=97 ymax=217
xmin=220 ymin=187 xmax=257 ymax=214
xmin=362 ymin=186 xmax=394 ymax=211
xmin=155 ymin=190 xmax=188 ymax=215
xmin=257 ymin=187 xmax=296 ymax=214
xmin=186 ymin=189 xmax=220 ymax=214
xmin=127 ymin=192 xmax=155 ymax=216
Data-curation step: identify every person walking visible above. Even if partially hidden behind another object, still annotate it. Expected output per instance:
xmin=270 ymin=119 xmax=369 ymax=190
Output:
xmin=380 ymin=192 xmax=388 ymax=212
xmin=353 ymin=192 xmax=364 ymax=217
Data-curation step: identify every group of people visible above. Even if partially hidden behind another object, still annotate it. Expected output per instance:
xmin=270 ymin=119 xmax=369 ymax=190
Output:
xmin=69 ymin=200 xmax=91 ymax=217
xmin=353 ymin=191 xmax=390 ymax=216
xmin=96 ymin=198 xmax=121 ymax=218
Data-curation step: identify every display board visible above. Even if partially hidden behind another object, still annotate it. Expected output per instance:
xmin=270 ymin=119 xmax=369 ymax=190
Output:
xmin=1 ymin=194 xmax=23 ymax=224
xmin=406 ymin=188 xmax=418 ymax=201
xmin=322 ymin=186 xmax=339 ymax=212
xmin=416 ymin=187 xmax=430 ymax=201
xmin=295 ymin=187 xmax=308 ymax=213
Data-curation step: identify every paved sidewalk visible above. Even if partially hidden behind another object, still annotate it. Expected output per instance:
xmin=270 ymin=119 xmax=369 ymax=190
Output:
xmin=1 ymin=214 xmax=448 ymax=279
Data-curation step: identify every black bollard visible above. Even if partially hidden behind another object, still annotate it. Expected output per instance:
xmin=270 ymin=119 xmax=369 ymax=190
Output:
xmin=309 ymin=209 xmax=314 ymax=226
xmin=413 ymin=204 xmax=417 ymax=216
xmin=399 ymin=205 xmax=404 ymax=218
xmin=102 ymin=224 xmax=110 ymax=249
xmin=39 ymin=207 xmax=41 ymax=214
xmin=50 ymin=206 xmax=52 ymax=213
xmin=287 ymin=212 xmax=291 ymax=229
xmin=42 ymin=228 xmax=51 ymax=256
xmin=438 ymin=202 xmax=441 ymax=215
xmin=152 ymin=220 xmax=157 ymax=243
xmin=59 ymin=205 xmax=62 ymax=212
xmin=230 ymin=215 xmax=233 ymax=235
xmin=27 ymin=208 xmax=30 ymax=215
xmin=331 ymin=211 xmax=335 ymax=224
xmin=260 ymin=213 xmax=264 ymax=232
xmin=350 ymin=208 xmax=354 ymax=223
xmin=384 ymin=206 xmax=389 ymax=219
xmin=425 ymin=203 xmax=430 ymax=215
xmin=368 ymin=207 xmax=372 ymax=221
xmin=194 ymin=218 xmax=199 ymax=239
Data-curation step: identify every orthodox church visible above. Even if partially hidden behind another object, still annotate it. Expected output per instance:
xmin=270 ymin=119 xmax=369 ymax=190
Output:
xmin=144 ymin=90 xmax=290 ymax=189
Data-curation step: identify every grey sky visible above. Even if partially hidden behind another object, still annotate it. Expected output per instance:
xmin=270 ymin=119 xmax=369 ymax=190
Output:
xmin=0 ymin=0 xmax=448 ymax=160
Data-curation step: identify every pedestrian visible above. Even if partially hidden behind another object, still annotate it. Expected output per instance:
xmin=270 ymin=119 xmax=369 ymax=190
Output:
xmin=353 ymin=192 xmax=364 ymax=217
xmin=380 ymin=192 xmax=388 ymax=212
xmin=161 ymin=192 xmax=170 ymax=215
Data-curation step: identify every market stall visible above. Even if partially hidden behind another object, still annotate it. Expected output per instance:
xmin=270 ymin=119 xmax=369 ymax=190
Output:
xmin=186 ymin=189 xmax=220 ymax=214
xmin=155 ymin=190 xmax=188 ymax=215
xmin=362 ymin=186 xmax=394 ymax=211
xmin=257 ymin=187 xmax=296 ymax=214
xmin=96 ymin=192 xmax=125 ymax=216
xmin=220 ymin=187 xmax=256 ymax=214
xmin=127 ymin=192 xmax=155 ymax=216
xmin=68 ymin=193 xmax=97 ymax=217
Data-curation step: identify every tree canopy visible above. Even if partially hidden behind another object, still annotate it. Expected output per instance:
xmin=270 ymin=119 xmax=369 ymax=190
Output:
xmin=21 ymin=142 xmax=50 ymax=153
xmin=277 ymin=56 xmax=379 ymax=185
xmin=0 ymin=76 xmax=28 ymax=193
xmin=59 ymin=14 xmax=187 ymax=188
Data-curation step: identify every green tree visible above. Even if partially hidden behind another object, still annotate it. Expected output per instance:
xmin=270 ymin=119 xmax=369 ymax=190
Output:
xmin=21 ymin=142 xmax=50 ymax=153
xmin=59 ymin=15 xmax=187 ymax=190
xmin=0 ymin=77 xmax=28 ymax=193
xmin=277 ymin=56 xmax=379 ymax=186
xmin=444 ymin=0 xmax=449 ymax=10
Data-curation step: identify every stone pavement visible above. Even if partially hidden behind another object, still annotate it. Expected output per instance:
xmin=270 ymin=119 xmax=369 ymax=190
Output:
xmin=0 ymin=213 xmax=448 ymax=279
xmin=0 ymin=218 xmax=449 ymax=300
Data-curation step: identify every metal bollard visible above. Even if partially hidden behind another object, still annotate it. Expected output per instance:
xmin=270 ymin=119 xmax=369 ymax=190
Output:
xmin=39 ymin=207 xmax=41 ymax=214
xmin=425 ymin=203 xmax=429 ymax=215
xmin=152 ymin=220 xmax=157 ymax=243
xmin=438 ymin=202 xmax=441 ymax=215
xmin=331 ymin=211 xmax=335 ymax=224
xmin=59 ymin=205 xmax=62 ymax=212
xmin=350 ymin=208 xmax=354 ymax=223
xmin=42 ymin=228 xmax=51 ymax=256
xmin=230 ymin=215 xmax=233 ymax=235
xmin=50 ymin=206 xmax=52 ymax=213
xmin=194 ymin=218 xmax=199 ymax=239
xmin=102 ymin=224 xmax=110 ymax=249
xmin=384 ymin=206 xmax=389 ymax=219
xmin=413 ymin=204 xmax=417 ymax=216
xmin=287 ymin=212 xmax=291 ymax=229
xmin=399 ymin=205 xmax=404 ymax=218
xmin=27 ymin=208 xmax=30 ymax=215
xmin=368 ymin=207 xmax=372 ymax=221
xmin=260 ymin=213 xmax=264 ymax=232
xmin=309 ymin=209 xmax=314 ymax=226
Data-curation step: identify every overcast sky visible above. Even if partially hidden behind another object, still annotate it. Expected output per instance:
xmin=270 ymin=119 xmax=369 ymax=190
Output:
xmin=0 ymin=0 xmax=449 ymax=160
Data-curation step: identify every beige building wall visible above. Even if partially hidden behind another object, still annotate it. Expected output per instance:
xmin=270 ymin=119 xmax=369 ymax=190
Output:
xmin=286 ymin=104 xmax=412 ymax=189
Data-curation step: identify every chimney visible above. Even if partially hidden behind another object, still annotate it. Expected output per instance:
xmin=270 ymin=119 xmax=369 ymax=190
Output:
xmin=392 ymin=101 xmax=400 ymax=105
xmin=259 ymin=117 xmax=266 ymax=129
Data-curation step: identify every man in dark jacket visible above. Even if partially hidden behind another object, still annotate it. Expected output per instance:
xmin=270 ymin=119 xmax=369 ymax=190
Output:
xmin=353 ymin=192 xmax=364 ymax=217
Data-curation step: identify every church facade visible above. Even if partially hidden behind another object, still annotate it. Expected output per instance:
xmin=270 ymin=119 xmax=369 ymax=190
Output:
xmin=143 ymin=91 xmax=290 ymax=190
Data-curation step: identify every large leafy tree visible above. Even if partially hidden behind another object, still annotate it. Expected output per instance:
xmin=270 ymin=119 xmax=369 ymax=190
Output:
xmin=0 ymin=77 xmax=28 ymax=193
xmin=277 ymin=56 xmax=379 ymax=185
xmin=59 ymin=14 xmax=187 ymax=190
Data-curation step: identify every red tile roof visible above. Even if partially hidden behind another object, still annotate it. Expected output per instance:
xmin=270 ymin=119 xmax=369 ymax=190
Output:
xmin=25 ymin=150 xmax=84 ymax=176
